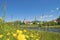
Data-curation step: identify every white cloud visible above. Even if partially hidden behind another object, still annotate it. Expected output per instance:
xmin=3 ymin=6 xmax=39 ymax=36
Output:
xmin=40 ymin=15 xmax=53 ymax=20
xmin=40 ymin=16 xmax=43 ymax=19
xmin=56 ymin=8 xmax=59 ymax=10
xmin=50 ymin=8 xmax=59 ymax=13
xmin=44 ymin=15 xmax=53 ymax=18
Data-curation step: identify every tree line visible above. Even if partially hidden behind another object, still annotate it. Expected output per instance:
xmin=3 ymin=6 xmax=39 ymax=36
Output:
xmin=0 ymin=16 xmax=60 ymax=27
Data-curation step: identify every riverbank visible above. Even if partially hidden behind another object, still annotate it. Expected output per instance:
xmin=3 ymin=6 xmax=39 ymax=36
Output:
xmin=41 ymin=25 xmax=60 ymax=28
xmin=19 ymin=25 xmax=60 ymax=28
xmin=0 ymin=26 xmax=60 ymax=40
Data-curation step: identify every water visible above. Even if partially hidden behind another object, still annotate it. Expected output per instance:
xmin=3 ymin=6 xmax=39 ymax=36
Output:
xmin=47 ymin=28 xmax=60 ymax=33
xmin=20 ymin=27 xmax=60 ymax=33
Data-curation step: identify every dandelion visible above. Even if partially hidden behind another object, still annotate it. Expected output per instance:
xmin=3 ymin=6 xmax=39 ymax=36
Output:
xmin=0 ymin=34 xmax=3 ymax=38
xmin=17 ymin=30 xmax=20 ymax=33
xmin=17 ymin=33 xmax=26 ymax=40
xmin=17 ymin=30 xmax=22 ymax=33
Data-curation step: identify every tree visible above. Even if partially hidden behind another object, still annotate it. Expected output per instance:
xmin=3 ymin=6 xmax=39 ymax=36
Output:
xmin=57 ymin=16 xmax=60 ymax=25
xmin=14 ymin=20 xmax=22 ymax=25
xmin=32 ymin=21 xmax=37 ymax=24
xmin=48 ymin=21 xmax=56 ymax=26
xmin=33 ymin=16 xmax=37 ymax=24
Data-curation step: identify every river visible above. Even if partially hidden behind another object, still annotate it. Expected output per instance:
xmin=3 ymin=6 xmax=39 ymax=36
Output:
xmin=20 ymin=27 xmax=60 ymax=33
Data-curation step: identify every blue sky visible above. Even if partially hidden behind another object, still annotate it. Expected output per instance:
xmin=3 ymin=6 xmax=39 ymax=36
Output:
xmin=0 ymin=0 xmax=60 ymax=21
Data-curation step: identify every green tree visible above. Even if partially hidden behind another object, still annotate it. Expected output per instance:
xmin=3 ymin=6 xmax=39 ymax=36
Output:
xmin=48 ymin=21 xmax=56 ymax=26
xmin=14 ymin=20 xmax=22 ymax=25
xmin=57 ymin=16 xmax=60 ymax=25
xmin=32 ymin=21 xmax=37 ymax=24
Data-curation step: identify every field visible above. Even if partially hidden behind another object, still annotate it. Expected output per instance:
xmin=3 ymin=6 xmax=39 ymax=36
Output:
xmin=0 ymin=24 xmax=60 ymax=40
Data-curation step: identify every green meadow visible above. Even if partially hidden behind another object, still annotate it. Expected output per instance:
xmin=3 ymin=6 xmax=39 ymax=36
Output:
xmin=0 ymin=24 xmax=60 ymax=40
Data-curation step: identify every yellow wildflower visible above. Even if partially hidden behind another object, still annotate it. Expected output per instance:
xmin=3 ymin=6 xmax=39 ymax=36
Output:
xmin=26 ymin=35 xmax=29 ymax=38
xmin=17 ymin=30 xmax=22 ymax=33
xmin=6 ymin=38 xmax=10 ymax=40
xmin=17 ymin=33 xmax=26 ymax=40
xmin=0 ymin=34 xmax=3 ymax=38
xmin=31 ymin=35 xmax=33 ymax=37
xmin=17 ymin=30 xmax=20 ymax=33
xmin=36 ymin=39 xmax=39 ymax=40
xmin=31 ymin=34 xmax=33 ymax=37
xmin=12 ymin=33 xmax=17 ymax=37
xmin=24 ymin=30 xmax=27 ymax=32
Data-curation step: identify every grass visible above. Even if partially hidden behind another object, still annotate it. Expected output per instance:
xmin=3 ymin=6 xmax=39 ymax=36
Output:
xmin=39 ymin=25 xmax=60 ymax=28
xmin=20 ymin=24 xmax=38 ymax=27
xmin=20 ymin=24 xmax=60 ymax=28
xmin=0 ymin=24 xmax=60 ymax=40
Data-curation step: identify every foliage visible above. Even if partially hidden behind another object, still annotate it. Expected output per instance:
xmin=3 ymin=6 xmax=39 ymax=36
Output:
xmin=47 ymin=21 xmax=56 ymax=26
xmin=32 ymin=21 xmax=37 ymax=24
xmin=57 ymin=16 xmax=60 ymax=25
xmin=14 ymin=20 xmax=21 ymax=25
xmin=0 ymin=24 xmax=60 ymax=40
